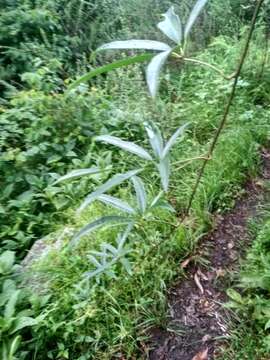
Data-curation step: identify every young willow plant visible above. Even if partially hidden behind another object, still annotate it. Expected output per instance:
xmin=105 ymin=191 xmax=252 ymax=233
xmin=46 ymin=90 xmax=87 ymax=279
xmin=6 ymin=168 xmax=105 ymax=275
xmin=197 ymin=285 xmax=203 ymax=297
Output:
xmin=96 ymin=121 xmax=189 ymax=192
xmin=67 ymin=0 xmax=231 ymax=98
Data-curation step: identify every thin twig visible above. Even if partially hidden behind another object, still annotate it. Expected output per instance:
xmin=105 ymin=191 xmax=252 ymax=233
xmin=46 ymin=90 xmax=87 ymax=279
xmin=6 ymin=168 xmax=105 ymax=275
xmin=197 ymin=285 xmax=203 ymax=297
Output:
xmin=185 ymin=0 xmax=265 ymax=215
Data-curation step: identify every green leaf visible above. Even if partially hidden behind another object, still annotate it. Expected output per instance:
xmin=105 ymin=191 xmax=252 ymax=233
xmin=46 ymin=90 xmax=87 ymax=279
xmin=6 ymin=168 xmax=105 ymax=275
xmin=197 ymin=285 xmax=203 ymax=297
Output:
xmin=0 ymin=251 xmax=15 ymax=274
xmin=68 ymin=53 xmax=153 ymax=90
xmin=98 ymin=40 xmax=171 ymax=52
xmin=71 ymin=216 xmax=131 ymax=246
xmin=77 ymin=169 xmax=141 ymax=213
xmin=265 ymin=319 xmax=270 ymax=330
xmin=157 ymin=156 xmax=170 ymax=192
xmin=162 ymin=123 xmax=189 ymax=159
xmin=184 ymin=0 xmax=208 ymax=39
xmin=227 ymin=289 xmax=243 ymax=304
xmin=8 ymin=335 xmax=21 ymax=359
xmin=96 ymin=135 xmax=152 ymax=160
xmin=54 ymin=167 xmax=101 ymax=184
xmin=131 ymin=176 xmax=147 ymax=213
xmin=11 ymin=317 xmax=38 ymax=334
xmin=157 ymin=6 xmax=182 ymax=44
xmin=4 ymin=290 xmax=20 ymax=320
xmin=98 ymin=194 xmax=135 ymax=214
xmin=144 ymin=122 xmax=164 ymax=159
xmin=150 ymin=191 xmax=163 ymax=208
xmin=146 ymin=50 xmax=171 ymax=97
xmin=152 ymin=200 xmax=175 ymax=212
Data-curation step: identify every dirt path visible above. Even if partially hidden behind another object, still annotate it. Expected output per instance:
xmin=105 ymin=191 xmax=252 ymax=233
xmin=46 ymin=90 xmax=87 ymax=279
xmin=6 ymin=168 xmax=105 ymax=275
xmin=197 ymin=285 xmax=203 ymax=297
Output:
xmin=148 ymin=150 xmax=270 ymax=360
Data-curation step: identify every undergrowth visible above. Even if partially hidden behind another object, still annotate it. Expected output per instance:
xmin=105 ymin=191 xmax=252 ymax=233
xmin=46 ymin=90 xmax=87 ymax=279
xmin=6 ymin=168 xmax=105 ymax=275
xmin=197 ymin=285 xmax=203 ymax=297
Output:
xmin=1 ymin=1 xmax=270 ymax=358
xmin=21 ymin=33 xmax=270 ymax=358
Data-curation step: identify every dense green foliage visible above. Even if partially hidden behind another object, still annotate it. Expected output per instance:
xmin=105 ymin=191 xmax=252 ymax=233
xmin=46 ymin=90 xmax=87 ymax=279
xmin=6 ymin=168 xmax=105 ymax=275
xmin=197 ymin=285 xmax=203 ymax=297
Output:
xmin=1 ymin=0 xmax=270 ymax=358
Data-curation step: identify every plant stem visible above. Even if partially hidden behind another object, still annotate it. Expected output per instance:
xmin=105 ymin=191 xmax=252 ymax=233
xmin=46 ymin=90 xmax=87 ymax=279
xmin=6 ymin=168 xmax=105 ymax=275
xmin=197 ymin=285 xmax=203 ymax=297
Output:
xmin=183 ymin=57 xmax=234 ymax=80
xmin=185 ymin=0 xmax=265 ymax=215
xmin=172 ymin=52 xmax=235 ymax=80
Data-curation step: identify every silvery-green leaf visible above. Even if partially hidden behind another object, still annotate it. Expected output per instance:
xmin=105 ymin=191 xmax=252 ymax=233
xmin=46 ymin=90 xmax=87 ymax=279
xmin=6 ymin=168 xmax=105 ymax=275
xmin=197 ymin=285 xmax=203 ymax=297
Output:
xmin=184 ymin=0 xmax=208 ymax=39
xmin=54 ymin=167 xmax=101 ymax=184
xmin=103 ymin=243 xmax=118 ymax=255
xmin=151 ymin=199 xmax=176 ymax=212
xmin=150 ymin=191 xmax=164 ymax=209
xmin=98 ymin=40 xmax=171 ymax=52
xmin=162 ymin=123 xmax=189 ymax=159
xmin=87 ymin=255 xmax=101 ymax=267
xmin=157 ymin=156 xmax=170 ymax=192
xmin=71 ymin=216 xmax=131 ymax=246
xmin=78 ymin=169 xmax=141 ymax=213
xmin=98 ymin=194 xmax=135 ymax=214
xmin=131 ymin=176 xmax=147 ymax=213
xmin=96 ymin=135 xmax=152 ymax=160
xmin=144 ymin=122 xmax=164 ymax=158
xmin=120 ymin=257 xmax=133 ymax=275
xmin=117 ymin=223 xmax=134 ymax=248
xmin=157 ymin=6 xmax=182 ymax=44
xmin=146 ymin=50 xmax=171 ymax=97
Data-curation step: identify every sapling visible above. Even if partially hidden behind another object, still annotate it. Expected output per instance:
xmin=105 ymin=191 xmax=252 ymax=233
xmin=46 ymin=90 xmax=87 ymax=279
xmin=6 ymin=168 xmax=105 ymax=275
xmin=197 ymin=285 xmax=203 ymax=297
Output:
xmin=68 ymin=0 xmax=232 ymax=97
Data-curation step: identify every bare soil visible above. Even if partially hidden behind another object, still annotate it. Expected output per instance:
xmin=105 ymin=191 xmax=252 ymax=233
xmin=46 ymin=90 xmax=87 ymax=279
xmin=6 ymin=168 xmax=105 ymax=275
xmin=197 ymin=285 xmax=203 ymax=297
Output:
xmin=148 ymin=150 xmax=270 ymax=360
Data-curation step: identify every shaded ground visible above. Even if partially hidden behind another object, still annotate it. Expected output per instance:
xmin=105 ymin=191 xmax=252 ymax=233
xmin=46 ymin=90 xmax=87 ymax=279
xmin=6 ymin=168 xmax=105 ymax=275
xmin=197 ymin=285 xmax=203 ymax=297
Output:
xmin=148 ymin=150 xmax=270 ymax=360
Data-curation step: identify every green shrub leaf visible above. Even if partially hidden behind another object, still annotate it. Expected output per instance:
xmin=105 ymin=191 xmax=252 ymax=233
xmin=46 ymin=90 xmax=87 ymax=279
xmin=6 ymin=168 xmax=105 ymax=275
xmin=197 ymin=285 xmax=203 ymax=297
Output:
xmin=68 ymin=53 xmax=153 ymax=90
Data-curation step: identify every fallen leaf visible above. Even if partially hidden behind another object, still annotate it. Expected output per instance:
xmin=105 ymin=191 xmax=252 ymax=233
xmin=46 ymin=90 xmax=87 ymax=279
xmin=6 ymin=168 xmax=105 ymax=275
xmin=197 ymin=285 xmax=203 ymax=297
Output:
xmin=181 ymin=256 xmax=193 ymax=269
xmin=192 ymin=348 xmax=208 ymax=360
xmin=194 ymin=272 xmax=204 ymax=294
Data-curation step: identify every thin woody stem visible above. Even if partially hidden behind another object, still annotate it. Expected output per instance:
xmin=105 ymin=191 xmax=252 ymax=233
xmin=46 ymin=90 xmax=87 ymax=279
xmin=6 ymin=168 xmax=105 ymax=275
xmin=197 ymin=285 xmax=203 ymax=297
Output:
xmin=185 ymin=0 xmax=265 ymax=215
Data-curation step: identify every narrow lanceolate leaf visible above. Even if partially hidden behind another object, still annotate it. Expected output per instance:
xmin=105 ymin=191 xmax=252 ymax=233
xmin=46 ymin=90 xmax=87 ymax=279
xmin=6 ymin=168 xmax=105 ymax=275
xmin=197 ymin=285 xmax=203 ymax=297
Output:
xmin=162 ymin=123 xmax=189 ymax=159
xmin=77 ymin=169 xmax=141 ymax=213
xmin=70 ymin=216 xmax=131 ymax=246
xmin=151 ymin=200 xmax=176 ymax=212
xmin=68 ymin=53 xmax=153 ymax=90
xmin=157 ymin=156 xmax=170 ymax=192
xmin=54 ymin=167 xmax=101 ymax=184
xmin=184 ymin=0 xmax=208 ymax=39
xmin=150 ymin=191 xmax=164 ymax=209
xmin=98 ymin=40 xmax=171 ymax=52
xmin=157 ymin=6 xmax=182 ymax=44
xmin=144 ymin=122 xmax=164 ymax=159
xmin=131 ymin=176 xmax=147 ymax=213
xmin=96 ymin=135 xmax=152 ymax=160
xmin=146 ymin=50 xmax=171 ymax=97
xmin=117 ymin=222 xmax=134 ymax=248
xmin=97 ymin=194 xmax=135 ymax=214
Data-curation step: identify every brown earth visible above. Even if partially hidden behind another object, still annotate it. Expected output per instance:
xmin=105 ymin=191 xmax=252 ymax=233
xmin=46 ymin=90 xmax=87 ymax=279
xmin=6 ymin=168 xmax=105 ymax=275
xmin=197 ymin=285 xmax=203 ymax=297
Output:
xmin=148 ymin=149 xmax=270 ymax=360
